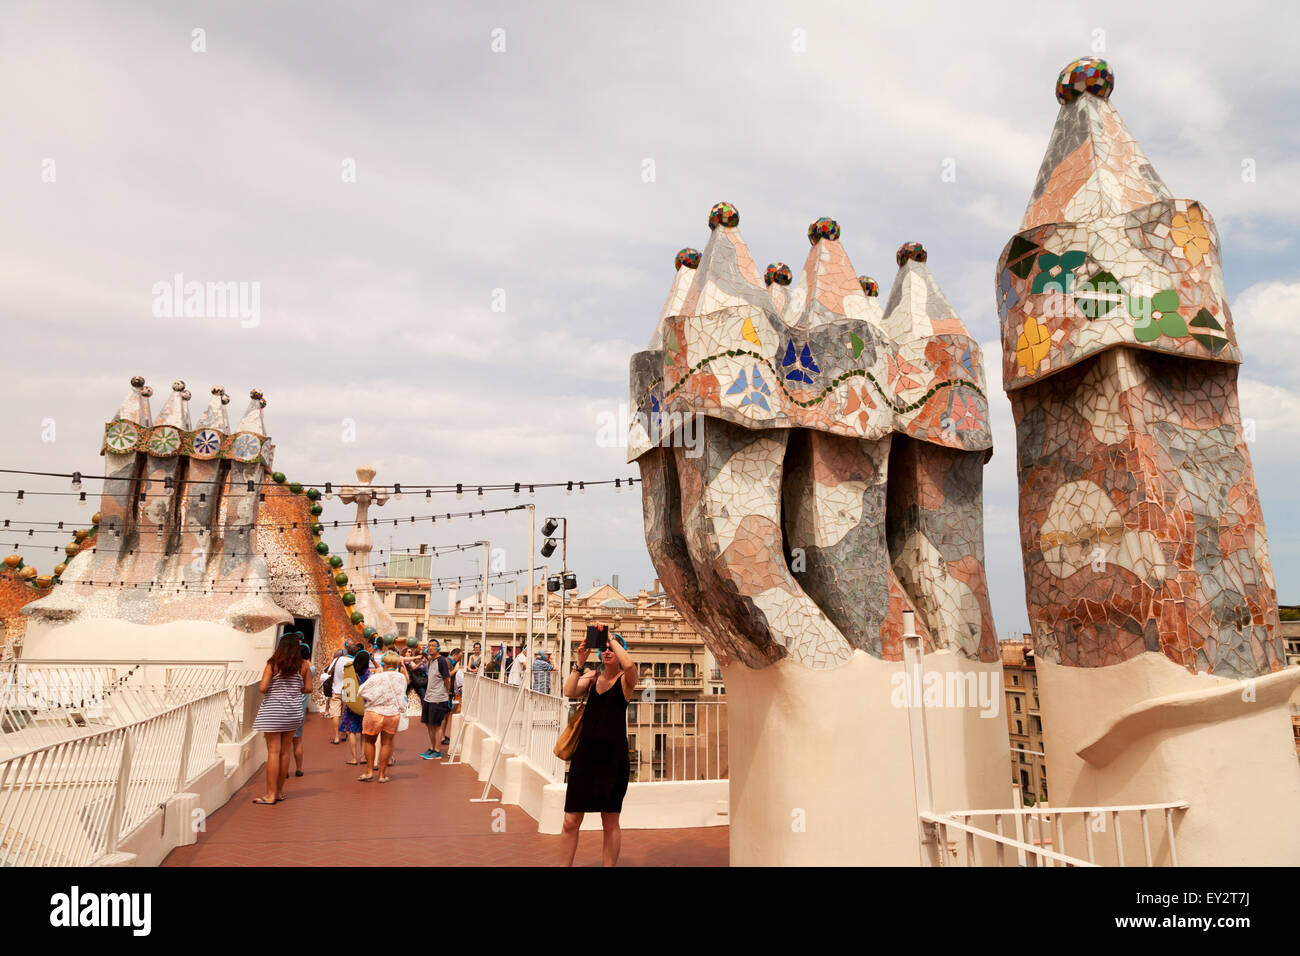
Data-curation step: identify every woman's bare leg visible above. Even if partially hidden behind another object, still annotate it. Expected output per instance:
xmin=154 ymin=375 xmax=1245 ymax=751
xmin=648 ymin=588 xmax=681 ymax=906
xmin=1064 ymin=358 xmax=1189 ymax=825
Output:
xmin=262 ymin=733 xmax=281 ymax=801
xmin=561 ymin=812 xmax=584 ymax=866
xmin=600 ymin=812 xmax=622 ymax=867
xmin=272 ymin=732 xmax=292 ymax=798
xmin=292 ymin=734 xmax=304 ymax=773
xmin=361 ymin=733 xmax=377 ymax=777
xmin=378 ymin=731 xmax=394 ymax=779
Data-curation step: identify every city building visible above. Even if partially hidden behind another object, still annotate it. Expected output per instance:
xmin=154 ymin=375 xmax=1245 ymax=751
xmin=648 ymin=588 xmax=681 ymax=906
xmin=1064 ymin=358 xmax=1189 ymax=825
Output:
xmin=1001 ymin=637 xmax=1047 ymax=805
xmin=371 ymin=572 xmax=727 ymax=780
xmin=1283 ymin=607 xmax=1300 ymax=761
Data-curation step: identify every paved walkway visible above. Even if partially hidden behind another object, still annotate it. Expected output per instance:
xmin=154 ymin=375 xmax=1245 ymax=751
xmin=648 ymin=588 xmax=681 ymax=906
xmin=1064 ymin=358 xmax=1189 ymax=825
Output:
xmin=164 ymin=714 xmax=729 ymax=866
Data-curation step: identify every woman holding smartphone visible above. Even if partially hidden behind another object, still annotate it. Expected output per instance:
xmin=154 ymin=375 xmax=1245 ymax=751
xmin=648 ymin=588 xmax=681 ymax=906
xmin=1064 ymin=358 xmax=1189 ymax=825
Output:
xmin=559 ymin=628 xmax=636 ymax=866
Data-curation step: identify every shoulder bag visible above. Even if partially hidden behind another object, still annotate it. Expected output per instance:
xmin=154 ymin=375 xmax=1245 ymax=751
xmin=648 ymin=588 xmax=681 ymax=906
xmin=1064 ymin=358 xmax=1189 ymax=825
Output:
xmin=553 ymin=687 xmax=591 ymax=761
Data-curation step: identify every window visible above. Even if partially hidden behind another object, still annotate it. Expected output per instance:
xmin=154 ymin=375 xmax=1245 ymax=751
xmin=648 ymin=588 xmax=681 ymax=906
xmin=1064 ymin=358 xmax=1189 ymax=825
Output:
xmin=397 ymin=623 xmax=408 ymax=637
xmin=683 ymin=702 xmax=696 ymax=726
xmin=1011 ymin=674 xmax=1019 ymax=686
xmin=683 ymin=663 xmax=696 ymax=679
xmin=1013 ymin=697 xmax=1021 ymax=712
xmin=653 ymin=702 xmax=668 ymax=724
xmin=395 ymin=594 xmax=426 ymax=610
xmin=1015 ymin=720 xmax=1022 ymax=735
xmin=627 ymin=734 xmax=636 ymax=753
xmin=653 ymin=662 xmax=667 ymax=679
xmin=416 ymin=623 xmax=424 ymax=639
xmin=626 ymin=702 xmax=638 ymax=723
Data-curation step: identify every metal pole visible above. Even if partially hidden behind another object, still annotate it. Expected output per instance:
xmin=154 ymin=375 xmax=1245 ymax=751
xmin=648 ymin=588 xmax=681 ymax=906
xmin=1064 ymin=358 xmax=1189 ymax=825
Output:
xmin=527 ymin=504 xmax=535 ymax=673
xmin=481 ymin=540 xmax=494 ymax=684
xmin=558 ymin=518 xmax=569 ymax=683
xmin=902 ymin=609 xmax=937 ymax=865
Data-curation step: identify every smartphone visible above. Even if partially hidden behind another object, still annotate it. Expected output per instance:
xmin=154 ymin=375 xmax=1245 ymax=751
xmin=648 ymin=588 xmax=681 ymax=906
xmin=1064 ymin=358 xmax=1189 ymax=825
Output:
xmin=586 ymin=624 xmax=609 ymax=651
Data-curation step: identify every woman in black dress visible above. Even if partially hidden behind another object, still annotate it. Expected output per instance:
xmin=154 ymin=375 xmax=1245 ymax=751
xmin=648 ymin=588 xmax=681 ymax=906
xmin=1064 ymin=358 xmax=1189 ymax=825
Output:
xmin=560 ymin=631 xmax=636 ymax=866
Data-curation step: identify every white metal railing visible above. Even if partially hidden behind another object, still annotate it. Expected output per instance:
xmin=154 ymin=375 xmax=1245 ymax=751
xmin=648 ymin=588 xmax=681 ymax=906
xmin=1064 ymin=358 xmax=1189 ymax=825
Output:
xmin=0 ymin=687 xmax=228 ymax=866
xmin=0 ymin=661 xmax=257 ymax=757
xmin=901 ymin=611 xmax=1188 ymax=867
xmin=460 ymin=673 xmax=727 ymax=784
xmin=626 ymin=698 xmax=726 ymax=782
xmin=921 ymin=802 xmax=1190 ymax=867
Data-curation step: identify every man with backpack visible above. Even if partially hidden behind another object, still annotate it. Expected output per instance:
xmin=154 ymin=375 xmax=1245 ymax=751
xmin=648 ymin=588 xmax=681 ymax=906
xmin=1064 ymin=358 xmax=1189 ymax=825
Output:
xmin=327 ymin=641 xmax=357 ymax=745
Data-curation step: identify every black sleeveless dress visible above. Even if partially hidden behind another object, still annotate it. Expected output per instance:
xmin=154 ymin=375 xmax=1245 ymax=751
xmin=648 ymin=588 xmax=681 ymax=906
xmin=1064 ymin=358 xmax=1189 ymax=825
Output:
xmin=564 ymin=676 xmax=630 ymax=813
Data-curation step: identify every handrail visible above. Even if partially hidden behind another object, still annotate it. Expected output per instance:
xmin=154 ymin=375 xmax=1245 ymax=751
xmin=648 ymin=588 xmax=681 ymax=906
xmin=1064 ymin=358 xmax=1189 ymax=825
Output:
xmin=0 ymin=687 xmax=228 ymax=866
xmin=923 ymin=801 xmax=1189 ymax=867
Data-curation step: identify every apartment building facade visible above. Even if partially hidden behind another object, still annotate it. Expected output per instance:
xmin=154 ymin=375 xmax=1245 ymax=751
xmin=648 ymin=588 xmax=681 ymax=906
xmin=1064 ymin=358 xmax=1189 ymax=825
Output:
xmin=1001 ymin=638 xmax=1048 ymax=805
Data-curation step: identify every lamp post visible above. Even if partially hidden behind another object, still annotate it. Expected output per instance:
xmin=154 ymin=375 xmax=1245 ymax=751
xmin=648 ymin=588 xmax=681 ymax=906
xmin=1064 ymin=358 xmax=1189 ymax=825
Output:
xmin=541 ymin=517 xmax=576 ymax=682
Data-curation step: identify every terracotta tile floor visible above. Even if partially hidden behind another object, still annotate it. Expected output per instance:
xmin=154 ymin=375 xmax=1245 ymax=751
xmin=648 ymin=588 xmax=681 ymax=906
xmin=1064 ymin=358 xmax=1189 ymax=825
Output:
xmin=164 ymin=715 xmax=729 ymax=867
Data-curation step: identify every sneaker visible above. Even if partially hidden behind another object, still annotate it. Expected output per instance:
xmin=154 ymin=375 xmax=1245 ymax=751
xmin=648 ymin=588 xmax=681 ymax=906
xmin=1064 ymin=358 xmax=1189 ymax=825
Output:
xmin=441 ymin=736 xmax=450 ymax=745
xmin=420 ymin=750 xmax=442 ymax=760
xmin=418 ymin=749 xmax=434 ymax=757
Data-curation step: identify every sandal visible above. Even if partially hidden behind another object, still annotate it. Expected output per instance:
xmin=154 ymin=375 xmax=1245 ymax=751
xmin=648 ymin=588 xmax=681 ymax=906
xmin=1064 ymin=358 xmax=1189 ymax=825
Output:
xmin=252 ymin=797 xmax=276 ymax=805
xmin=357 ymin=773 xmax=374 ymax=782
xmin=377 ymin=777 xmax=391 ymax=783
xmin=294 ymin=770 xmax=304 ymax=777
xmin=345 ymin=760 xmax=360 ymax=766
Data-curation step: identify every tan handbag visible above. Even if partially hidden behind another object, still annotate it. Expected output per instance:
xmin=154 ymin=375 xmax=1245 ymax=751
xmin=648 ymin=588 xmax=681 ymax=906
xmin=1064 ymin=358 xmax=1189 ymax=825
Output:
xmin=553 ymin=691 xmax=590 ymax=761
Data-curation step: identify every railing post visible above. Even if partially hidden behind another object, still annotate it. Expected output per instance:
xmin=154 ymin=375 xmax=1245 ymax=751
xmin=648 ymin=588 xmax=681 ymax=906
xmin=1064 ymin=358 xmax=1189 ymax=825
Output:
xmin=176 ymin=701 xmax=195 ymax=791
xmin=104 ymin=731 xmax=133 ymax=855
xmin=901 ymin=610 xmax=936 ymax=865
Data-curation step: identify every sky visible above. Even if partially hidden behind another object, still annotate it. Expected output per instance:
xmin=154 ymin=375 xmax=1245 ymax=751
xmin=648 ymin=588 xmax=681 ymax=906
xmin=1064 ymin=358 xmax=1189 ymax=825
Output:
xmin=1 ymin=0 xmax=1298 ymax=639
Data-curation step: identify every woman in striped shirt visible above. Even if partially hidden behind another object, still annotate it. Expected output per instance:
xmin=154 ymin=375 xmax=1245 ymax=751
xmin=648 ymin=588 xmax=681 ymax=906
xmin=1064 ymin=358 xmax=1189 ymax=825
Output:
xmin=252 ymin=634 xmax=313 ymax=805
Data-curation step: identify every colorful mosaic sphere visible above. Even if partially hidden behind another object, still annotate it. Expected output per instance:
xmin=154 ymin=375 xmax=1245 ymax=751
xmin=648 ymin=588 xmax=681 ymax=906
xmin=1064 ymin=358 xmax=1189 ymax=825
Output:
xmin=807 ymin=217 xmax=840 ymax=245
xmin=708 ymin=202 xmax=739 ymax=230
xmin=896 ymin=241 xmax=927 ymax=267
xmin=130 ymin=375 xmax=145 ymax=389
xmin=859 ymin=275 xmax=879 ymax=297
xmin=674 ymin=248 xmax=702 ymax=270
xmin=764 ymin=263 xmax=793 ymax=287
xmin=1056 ymin=57 xmax=1114 ymax=105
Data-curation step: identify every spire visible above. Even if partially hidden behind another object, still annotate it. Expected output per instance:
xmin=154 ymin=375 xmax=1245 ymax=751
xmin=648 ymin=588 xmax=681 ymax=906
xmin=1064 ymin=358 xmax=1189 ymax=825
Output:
xmin=157 ymin=380 xmax=188 ymax=428
xmin=882 ymin=243 xmax=971 ymax=341
xmin=648 ymin=248 xmax=700 ymax=349
xmin=179 ymin=387 xmax=193 ymax=430
xmin=1021 ymin=57 xmax=1171 ymax=230
xmin=785 ymin=218 xmax=880 ymax=328
xmin=678 ymin=202 xmax=771 ymax=319
xmin=196 ymin=386 xmax=231 ymax=432
xmin=114 ymin=375 xmax=152 ymax=425
xmin=763 ymin=262 xmax=793 ymax=315
xmin=236 ymin=389 xmax=267 ymax=436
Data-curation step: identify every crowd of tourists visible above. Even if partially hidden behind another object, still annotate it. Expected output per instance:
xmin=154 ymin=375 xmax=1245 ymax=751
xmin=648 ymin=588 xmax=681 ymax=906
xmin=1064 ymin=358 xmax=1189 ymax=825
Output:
xmin=250 ymin=627 xmax=637 ymax=865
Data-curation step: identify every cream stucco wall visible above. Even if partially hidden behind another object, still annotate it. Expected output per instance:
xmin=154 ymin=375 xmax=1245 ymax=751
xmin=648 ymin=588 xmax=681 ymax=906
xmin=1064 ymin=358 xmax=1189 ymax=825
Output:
xmin=1038 ymin=653 xmax=1300 ymax=865
xmin=723 ymin=649 xmax=1010 ymax=866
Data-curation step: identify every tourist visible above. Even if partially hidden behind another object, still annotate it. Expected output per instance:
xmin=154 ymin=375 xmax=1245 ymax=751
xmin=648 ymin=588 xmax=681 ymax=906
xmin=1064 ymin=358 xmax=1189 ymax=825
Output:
xmin=468 ymin=641 xmax=482 ymax=674
xmin=508 ymin=644 xmax=529 ymax=687
xmin=252 ymin=633 xmax=313 ymax=805
xmin=339 ymin=649 xmax=370 ymax=767
xmin=420 ymin=645 xmax=453 ymax=759
xmin=532 ymin=649 xmax=554 ymax=695
xmin=559 ymin=633 xmax=636 ymax=865
xmin=328 ymin=641 xmax=355 ymax=745
xmin=440 ymin=647 xmax=463 ymax=746
xmin=289 ymin=641 xmax=314 ymax=779
xmin=451 ymin=647 xmax=465 ymax=711
xmin=357 ymin=651 xmax=407 ymax=783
